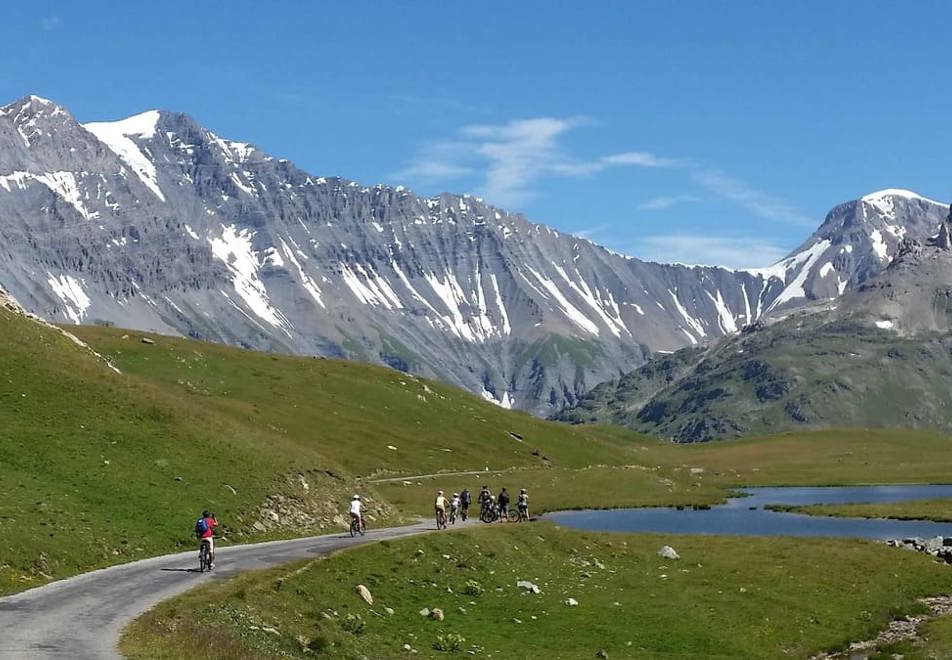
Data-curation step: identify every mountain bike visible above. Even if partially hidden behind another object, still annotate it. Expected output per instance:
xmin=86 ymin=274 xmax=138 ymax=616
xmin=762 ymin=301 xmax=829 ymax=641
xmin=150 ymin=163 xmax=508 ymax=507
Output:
xmin=350 ymin=515 xmax=366 ymax=537
xmin=480 ymin=502 xmax=498 ymax=523
xmin=436 ymin=507 xmax=448 ymax=530
xmin=515 ymin=506 xmax=529 ymax=522
xmin=199 ymin=539 xmax=213 ymax=573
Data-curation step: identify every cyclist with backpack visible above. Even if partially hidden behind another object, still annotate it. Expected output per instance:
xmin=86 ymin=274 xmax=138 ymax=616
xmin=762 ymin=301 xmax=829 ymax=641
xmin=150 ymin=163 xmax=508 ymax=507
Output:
xmin=460 ymin=488 xmax=472 ymax=520
xmin=195 ymin=510 xmax=218 ymax=569
xmin=497 ymin=487 xmax=510 ymax=522
xmin=478 ymin=485 xmax=491 ymax=516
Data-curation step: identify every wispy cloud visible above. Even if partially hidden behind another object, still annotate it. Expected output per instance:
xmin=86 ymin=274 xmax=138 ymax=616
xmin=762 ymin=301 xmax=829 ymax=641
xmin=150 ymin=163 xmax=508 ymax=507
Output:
xmin=393 ymin=117 xmax=680 ymax=207
xmin=569 ymin=223 xmax=611 ymax=240
xmin=633 ymin=234 xmax=789 ymax=269
xmin=692 ymin=170 xmax=815 ymax=227
xmin=637 ymin=194 xmax=701 ymax=211
xmin=41 ymin=16 xmax=62 ymax=31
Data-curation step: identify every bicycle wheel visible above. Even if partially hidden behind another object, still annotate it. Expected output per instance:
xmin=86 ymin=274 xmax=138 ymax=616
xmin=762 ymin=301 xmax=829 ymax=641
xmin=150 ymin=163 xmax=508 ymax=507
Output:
xmin=359 ymin=520 xmax=366 ymax=536
xmin=507 ymin=509 xmax=520 ymax=522
xmin=199 ymin=543 xmax=210 ymax=572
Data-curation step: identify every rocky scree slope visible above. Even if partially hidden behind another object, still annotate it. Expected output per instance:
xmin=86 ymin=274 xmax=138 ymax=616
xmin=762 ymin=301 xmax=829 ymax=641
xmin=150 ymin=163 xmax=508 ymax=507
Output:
xmin=0 ymin=95 xmax=947 ymax=415
xmin=556 ymin=204 xmax=952 ymax=441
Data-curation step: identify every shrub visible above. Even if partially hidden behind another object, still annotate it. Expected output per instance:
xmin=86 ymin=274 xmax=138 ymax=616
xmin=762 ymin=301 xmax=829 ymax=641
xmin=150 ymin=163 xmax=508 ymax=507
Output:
xmin=433 ymin=632 xmax=465 ymax=652
xmin=462 ymin=579 xmax=483 ymax=597
xmin=342 ymin=613 xmax=365 ymax=635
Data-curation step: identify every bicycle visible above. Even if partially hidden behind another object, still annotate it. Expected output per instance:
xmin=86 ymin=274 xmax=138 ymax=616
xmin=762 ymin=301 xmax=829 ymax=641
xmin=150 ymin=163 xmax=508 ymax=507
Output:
xmin=449 ymin=506 xmax=458 ymax=525
xmin=350 ymin=515 xmax=366 ymax=537
xmin=479 ymin=502 xmax=498 ymax=523
xmin=198 ymin=539 xmax=213 ymax=573
xmin=515 ymin=506 xmax=529 ymax=522
xmin=436 ymin=508 xmax=448 ymax=530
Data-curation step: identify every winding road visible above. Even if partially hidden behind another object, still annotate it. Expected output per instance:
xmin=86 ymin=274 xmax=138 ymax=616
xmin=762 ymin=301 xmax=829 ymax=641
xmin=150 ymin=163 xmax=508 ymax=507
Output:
xmin=0 ymin=519 xmax=460 ymax=659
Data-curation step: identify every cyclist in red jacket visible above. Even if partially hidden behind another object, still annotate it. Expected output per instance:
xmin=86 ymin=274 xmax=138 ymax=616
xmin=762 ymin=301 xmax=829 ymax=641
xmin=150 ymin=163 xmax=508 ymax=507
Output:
xmin=196 ymin=510 xmax=218 ymax=568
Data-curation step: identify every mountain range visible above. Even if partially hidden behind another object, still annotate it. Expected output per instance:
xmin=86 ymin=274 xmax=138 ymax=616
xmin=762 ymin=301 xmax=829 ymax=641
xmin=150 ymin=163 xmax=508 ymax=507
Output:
xmin=0 ymin=94 xmax=947 ymax=414
xmin=555 ymin=204 xmax=952 ymax=440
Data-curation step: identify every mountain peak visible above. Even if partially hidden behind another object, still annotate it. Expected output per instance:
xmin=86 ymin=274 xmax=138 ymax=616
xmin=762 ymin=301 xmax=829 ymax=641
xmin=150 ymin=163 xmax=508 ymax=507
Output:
xmin=860 ymin=188 xmax=947 ymax=207
xmin=83 ymin=109 xmax=161 ymax=140
xmin=0 ymin=94 xmax=71 ymax=118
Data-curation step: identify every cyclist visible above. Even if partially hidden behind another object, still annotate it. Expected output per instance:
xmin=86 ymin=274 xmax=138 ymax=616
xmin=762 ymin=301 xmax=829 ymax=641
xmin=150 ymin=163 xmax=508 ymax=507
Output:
xmin=449 ymin=492 xmax=461 ymax=524
xmin=460 ymin=488 xmax=472 ymax=520
xmin=517 ymin=488 xmax=529 ymax=521
xmin=497 ymin=488 xmax=510 ymax=522
xmin=196 ymin=509 xmax=218 ymax=568
xmin=435 ymin=490 xmax=447 ymax=528
xmin=349 ymin=494 xmax=363 ymax=532
xmin=478 ymin=485 xmax=492 ymax=516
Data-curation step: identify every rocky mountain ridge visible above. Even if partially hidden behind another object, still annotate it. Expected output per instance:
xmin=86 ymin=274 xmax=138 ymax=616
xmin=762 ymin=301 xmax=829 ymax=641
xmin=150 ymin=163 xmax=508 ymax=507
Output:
xmin=555 ymin=204 xmax=952 ymax=440
xmin=0 ymin=94 xmax=947 ymax=414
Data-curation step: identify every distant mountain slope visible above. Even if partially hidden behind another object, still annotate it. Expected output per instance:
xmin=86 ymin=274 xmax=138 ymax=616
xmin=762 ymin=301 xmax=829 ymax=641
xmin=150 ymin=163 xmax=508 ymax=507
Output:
xmin=0 ymin=94 xmax=947 ymax=413
xmin=555 ymin=205 xmax=952 ymax=441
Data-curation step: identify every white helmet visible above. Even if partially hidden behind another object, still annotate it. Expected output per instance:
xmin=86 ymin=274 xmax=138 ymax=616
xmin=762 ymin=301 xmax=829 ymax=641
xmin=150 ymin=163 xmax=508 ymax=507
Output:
xmin=352 ymin=494 xmax=360 ymax=500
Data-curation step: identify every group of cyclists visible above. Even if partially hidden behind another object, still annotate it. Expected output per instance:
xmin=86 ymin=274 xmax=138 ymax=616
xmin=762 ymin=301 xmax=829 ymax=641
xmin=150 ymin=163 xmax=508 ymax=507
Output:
xmin=194 ymin=485 xmax=531 ymax=570
xmin=434 ymin=485 xmax=530 ymax=528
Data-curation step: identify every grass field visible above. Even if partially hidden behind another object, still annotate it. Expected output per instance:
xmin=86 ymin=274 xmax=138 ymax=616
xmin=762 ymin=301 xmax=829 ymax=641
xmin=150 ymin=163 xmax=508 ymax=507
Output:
xmin=120 ymin=523 xmax=952 ymax=659
xmin=774 ymin=499 xmax=952 ymax=523
xmin=378 ymin=429 xmax=952 ymax=517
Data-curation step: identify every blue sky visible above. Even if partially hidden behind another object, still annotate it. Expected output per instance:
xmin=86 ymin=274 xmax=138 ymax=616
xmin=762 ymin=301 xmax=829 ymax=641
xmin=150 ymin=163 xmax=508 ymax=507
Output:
xmin=2 ymin=1 xmax=949 ymax=267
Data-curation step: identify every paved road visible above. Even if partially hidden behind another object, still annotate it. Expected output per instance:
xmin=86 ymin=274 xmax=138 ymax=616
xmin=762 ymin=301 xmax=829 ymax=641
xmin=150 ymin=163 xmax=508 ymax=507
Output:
xmin=0 ymin=519 xmax=464 ymax=659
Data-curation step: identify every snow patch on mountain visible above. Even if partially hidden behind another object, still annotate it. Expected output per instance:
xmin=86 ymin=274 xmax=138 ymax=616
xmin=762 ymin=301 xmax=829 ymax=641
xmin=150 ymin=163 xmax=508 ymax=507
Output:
xmin=208 ymin=224 xmax=291 ymax=333
xmin=47 ymin=273 xmax=91 ymax=323
xmin=767 ymin=239 xmax=831 ymax=311
xmin=83 ymin=111 xmax=165 ymax=202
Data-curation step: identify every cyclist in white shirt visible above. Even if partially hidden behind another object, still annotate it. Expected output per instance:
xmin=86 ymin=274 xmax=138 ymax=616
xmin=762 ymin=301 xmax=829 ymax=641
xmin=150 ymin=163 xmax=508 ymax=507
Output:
xmin=349 ymin=494 xmax=362 ymax=529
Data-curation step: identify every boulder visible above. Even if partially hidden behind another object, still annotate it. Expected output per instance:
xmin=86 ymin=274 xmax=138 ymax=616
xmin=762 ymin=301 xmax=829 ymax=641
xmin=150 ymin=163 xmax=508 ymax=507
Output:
xmin=658 ymin=545 xmax=680 ymax=560
xmin=355 ymin=584 xmax=373 ymax=605
xmin=516 ymin=580 xmax=541 ymax=594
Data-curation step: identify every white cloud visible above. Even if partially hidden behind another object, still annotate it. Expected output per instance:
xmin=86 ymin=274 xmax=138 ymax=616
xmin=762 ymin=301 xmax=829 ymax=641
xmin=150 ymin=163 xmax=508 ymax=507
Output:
xmin=601 ymin=152 xmax=685 ymax=168
xmin=693 ymin=170 xmax=815 ymax=227
xmin=637 ymin=194 xmax=701 ymax=211
xmin=633 ymin=234 xmax=790 ymax=269
xmin=393 ymin=117 xmax=679 ymax=207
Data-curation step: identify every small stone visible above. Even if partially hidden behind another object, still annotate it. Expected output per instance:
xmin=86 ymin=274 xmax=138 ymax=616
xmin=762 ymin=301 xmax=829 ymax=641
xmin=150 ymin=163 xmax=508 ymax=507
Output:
xmin=565 ymin=598 xmax=579 ymax=606
xmin=596 ymin=649 xmax=609 ymax=659
xmin=419 ymin=608 xmax=430 ymax=617
xmin=430 ymin=608 xmax=445 ymax=621
xmin=356 ymin=584 xmax=373 ymax=605
xmin=384 ymin=607 xmax=395 ymax=615
xmin=140 ymin=337 xmax=155 ymax=345
xmin=403 ymin=643 xmax=412 ymax=651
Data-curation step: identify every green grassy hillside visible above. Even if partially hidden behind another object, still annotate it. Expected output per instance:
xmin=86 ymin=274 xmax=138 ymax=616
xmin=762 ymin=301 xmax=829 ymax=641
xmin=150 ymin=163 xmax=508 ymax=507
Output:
xmin=121 ymin=523 xmax=952 ymax=659
xmin=556 ymin=316 xmax=952 ymax=442
xmin=0 ymin=309 xmax=644 ymax=595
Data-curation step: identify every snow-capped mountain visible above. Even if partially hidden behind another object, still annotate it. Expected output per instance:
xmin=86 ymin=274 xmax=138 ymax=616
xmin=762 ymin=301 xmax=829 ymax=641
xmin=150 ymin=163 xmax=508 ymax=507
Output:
xmin=0 ymin=95 xmax=946 ymax=414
